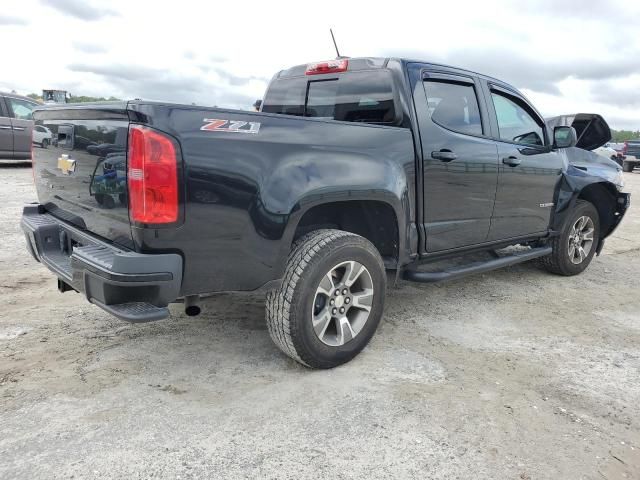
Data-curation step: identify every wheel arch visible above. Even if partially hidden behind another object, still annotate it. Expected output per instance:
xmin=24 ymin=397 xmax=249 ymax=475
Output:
xmin=576 ymin=182 xmax=619 ymax=241
xmin=286 ymin=197 xmax=404 ymax=269
xmin=553 ymin=178 xmax=622 ymax=254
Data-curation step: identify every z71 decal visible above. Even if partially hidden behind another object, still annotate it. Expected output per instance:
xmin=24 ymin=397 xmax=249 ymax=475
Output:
xmin=201 ymin=118 xmax=261 ymax=134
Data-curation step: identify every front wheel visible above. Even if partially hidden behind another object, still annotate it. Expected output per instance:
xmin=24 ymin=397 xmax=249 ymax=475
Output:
xmin=266 ymin=229 xmax=386 ymax=369
xmin=41 ymin=139 xmax=49 ymax=149
xmin=539 ymin=200 xmax=599 ymax=276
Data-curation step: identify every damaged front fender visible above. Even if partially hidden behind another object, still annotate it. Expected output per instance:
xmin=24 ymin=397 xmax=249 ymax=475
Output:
xmin=551 ymin=148 xmax=630 ymax=254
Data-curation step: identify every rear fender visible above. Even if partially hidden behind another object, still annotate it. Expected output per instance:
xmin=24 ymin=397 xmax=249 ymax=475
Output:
xmin=269 ymin=154 xmax=413 ymax=273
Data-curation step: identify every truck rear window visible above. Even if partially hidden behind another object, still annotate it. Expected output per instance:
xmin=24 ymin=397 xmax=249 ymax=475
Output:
xmin=262 ymin=70 xmax=396 ymax=124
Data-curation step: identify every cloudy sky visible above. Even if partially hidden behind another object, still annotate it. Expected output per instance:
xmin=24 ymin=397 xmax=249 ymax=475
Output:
xmin=1 ymin=0 xmax=639 ymax=129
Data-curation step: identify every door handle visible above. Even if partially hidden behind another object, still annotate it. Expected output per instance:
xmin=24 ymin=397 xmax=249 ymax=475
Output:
xmin=431 ymin=150 xmax=457 ymax=162
xmin=502 ymin=156 xmax=521 ymax=167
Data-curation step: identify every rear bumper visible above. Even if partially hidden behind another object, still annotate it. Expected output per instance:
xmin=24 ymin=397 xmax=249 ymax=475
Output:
xmin=21 ymin=205 xmax=182 ymax=322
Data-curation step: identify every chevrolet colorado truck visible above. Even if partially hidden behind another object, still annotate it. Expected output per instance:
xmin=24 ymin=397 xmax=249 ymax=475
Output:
xmin=22 ymin=57 xmax=630 ymax=368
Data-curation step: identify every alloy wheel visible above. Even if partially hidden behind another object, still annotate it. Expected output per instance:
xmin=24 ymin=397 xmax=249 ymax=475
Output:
xmin=567 ymin=215 xmax=595 ymax=264
xmin=311 ymin=261 xmax=374 ymax=347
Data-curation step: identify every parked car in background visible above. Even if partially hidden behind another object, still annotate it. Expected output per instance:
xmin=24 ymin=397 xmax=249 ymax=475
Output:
xmin=594 ymin=144 xmax=619 ymax=160
xmin=32 ymin=125 xmax=53 ymax=148
xmin=0 ymin=92 xmax=37 ymax=160
xmin=622 ymin=140 xmax=640 ymax=172
xmin=609 ymin=142 xmax=625 ymax=153
xmin=594 ymin=143 xmax=625 ymax=166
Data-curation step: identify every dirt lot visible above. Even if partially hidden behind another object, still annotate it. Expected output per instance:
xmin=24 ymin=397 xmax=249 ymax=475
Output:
xmin=1 ymin=162 xmax=639 ymax=480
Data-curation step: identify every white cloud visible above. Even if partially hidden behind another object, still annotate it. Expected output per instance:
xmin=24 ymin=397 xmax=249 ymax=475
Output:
xmin=1 ymin=0 xmax=638 ymax=129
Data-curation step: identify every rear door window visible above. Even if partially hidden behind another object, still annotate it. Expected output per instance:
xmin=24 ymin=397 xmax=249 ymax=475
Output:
xmin=263 ymin=70 xmax=396 ymax=124
xmin=423 ymin=80 xmax=483 ymax=136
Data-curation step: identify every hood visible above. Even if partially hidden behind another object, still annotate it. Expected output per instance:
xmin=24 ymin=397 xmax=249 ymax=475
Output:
xmin=546 ymin=113 xmax=611 ymax=151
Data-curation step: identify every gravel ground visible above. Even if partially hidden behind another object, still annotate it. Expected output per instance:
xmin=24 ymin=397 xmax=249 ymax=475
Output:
xmin=1 ymin=162 xmax=639 ymax=480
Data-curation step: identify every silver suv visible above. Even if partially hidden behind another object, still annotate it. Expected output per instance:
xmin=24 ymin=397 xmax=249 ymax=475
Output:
xmin=0 ymin=92 xmax=38 ymax=160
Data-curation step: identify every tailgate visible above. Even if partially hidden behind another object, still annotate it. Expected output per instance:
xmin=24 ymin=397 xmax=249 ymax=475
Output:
xmin=32 ymin=104 xmax=133 ymax=248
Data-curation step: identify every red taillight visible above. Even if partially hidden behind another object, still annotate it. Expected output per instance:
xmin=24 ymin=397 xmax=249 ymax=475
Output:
xmin=127 ymin=125 xmax=179 ymax=224
xmin=623 ymin=141 xmax=628 ymax=155
xmin=305 ymin=59 xmax=348 ymax=75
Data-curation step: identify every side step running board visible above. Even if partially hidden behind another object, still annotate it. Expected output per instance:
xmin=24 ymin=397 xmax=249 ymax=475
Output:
xmin=403 ymin=247 xmax=552 ymax=284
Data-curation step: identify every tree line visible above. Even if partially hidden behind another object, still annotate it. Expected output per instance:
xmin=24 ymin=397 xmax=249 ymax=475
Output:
xmin=611 ymin=129 xmax=640 ymax=142
xmin=26 ymin=93 xmax=121 ymax=103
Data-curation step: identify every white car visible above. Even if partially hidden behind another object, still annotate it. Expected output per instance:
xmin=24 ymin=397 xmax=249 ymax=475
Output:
xmin=32 ymin=125 xmax=53 ymax=148
xmin=593 ymin=144 xmax=619 ymax=161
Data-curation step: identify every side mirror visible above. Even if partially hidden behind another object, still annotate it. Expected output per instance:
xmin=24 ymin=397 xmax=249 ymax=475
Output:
xmin=553 ymin=126 xmax=577 ymax=148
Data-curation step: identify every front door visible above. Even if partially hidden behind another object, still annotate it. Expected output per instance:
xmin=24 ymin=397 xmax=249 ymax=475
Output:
xmin=414 ymin=70 xmax=499 ymax=252
xmin=6 ymin=96 xmax=36 ymax=159
xmin=0 ymin=98 xmax=13 ymax=158
xmin=485 ymin=86 xmax=563 ymax=240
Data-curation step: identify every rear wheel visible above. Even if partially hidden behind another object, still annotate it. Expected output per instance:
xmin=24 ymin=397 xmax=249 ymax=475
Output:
xmin=539 ymin=200 xmax=599 ymax=276
xmin=266 ymin=229 xmax=386 ymax=369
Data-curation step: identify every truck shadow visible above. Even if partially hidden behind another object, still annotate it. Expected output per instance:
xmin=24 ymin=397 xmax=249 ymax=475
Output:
xmin=0 ymin=161 xmax=32 ymax=168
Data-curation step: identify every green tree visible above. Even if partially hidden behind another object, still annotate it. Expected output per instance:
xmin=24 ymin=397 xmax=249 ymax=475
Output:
xmin=611 ymin=129 xmax=640 ymax=142
xmin=67 ymin=95 xmax=121 ymax=103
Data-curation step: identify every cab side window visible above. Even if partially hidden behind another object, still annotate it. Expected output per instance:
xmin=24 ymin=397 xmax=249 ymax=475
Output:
xmin=423 ymin=80 xmax=483 ymax=136
xmin=491 ymin=92 xmax=544 ymax=146
xmin=8 ymin=98 xmax=36 ymax=120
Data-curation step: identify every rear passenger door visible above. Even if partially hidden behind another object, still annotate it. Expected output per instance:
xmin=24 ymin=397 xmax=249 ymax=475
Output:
xmin=483 ymin=84 xmax=563 ymax=240
xmin=6 ymin=96 xmax=35 ymax=159
xmin=413 ymin=69 xmax=499 ymax=252
xmin=0 ymin=97 xmax=13 ymax=158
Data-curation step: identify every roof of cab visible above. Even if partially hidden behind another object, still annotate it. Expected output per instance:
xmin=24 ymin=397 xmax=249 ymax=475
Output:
xmin=276 ymin=56 xmax=519 ymax=92
xmin=0 ymin=91 xmax=41 ymax=104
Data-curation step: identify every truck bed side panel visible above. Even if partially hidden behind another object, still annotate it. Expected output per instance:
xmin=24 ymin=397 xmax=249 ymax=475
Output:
xmin=128 ymin=104 xmax=416 ymax=294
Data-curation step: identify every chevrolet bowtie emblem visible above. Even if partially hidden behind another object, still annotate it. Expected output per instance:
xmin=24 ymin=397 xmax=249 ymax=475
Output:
xmin=57 ymin=154 xmax=76 ymax=175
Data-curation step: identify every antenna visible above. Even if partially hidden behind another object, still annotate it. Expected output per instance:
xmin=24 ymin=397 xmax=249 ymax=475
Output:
xmin=330 ymin=28 xmax=343 ymax=59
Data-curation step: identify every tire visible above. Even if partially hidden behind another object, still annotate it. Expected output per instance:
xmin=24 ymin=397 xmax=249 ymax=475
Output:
xmin=539 ymin=200 xmax=599 ymax=276
xmin=102 ymin=195 xmax=115 ymax=209
xmin=41 ymin=139 xmax=49 ymax=149
xmin=622 ymin=162 xmax=634 ymax=173
xmin=266 ymin=229 xmax=386 ymax=369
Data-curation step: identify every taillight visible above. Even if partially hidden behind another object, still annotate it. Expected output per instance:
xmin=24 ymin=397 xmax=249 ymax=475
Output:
xmin=305 ymin=59 xmax=348 ymax=75
xmin=127 ymin=125 xmax=179 ymax=224
xmin=622 ymin=141 xmax=628 ymax=155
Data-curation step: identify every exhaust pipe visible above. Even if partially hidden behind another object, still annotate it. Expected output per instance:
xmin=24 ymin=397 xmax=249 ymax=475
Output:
xmin=184 ymin=295 xmax=201 ymax=316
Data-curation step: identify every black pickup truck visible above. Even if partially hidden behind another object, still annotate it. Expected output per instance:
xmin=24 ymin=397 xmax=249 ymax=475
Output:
xmin=22 ymin=57 xmax=629 ymax=368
